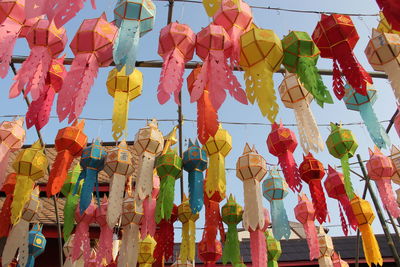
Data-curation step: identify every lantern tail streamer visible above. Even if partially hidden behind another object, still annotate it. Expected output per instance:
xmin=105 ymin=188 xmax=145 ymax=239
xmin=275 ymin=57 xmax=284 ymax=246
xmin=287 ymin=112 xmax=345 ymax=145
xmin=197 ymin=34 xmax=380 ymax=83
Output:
xmin=155 ymin=176 xmax=175 ymax=223
xmin=359 ymin=103 xmax=390 ymax=149
xmin=141 ymin=197 xmax=156 ymax=238
xmin=249 ymin=230 xmax=267 ymax=267
xmin=107 ymin=174 xmax=126 ymax=228
xmin=222 ymin=224 xmax=242 ymax=265
xmin=340 ymin=155 xmax=355 ymax=200
xmin=154 ymin=220 xmax=175 ymax=263
xmin=47 ymin=150 xmax=74 ymax=197
xmin=1 ymin=219 xmax=29 ymax=267
xmin=271 ymin=200 xmax=291 ymax=240
xmin=197 ymin=90 xmax=219 ymax=145
xmin=71 ymin=218 xmax=91 ymax=262
xmin=49 ymin=0 xmax=91 ymax=28
xmin=78 ymin=169 xmax=98 ymax=214
xmin=332 ymin=60 xmax=345 ymax=100
xmin=26 ymin=86 xmax=55 ymax=130
xmin=304 ymin=221 xmax=319 ymax=260
xmin=339 ymin=195 xmax=358 ymax=231
xmin=0 ymin=194 xmax=13 ymax=237
xmin=188 ymin=220 xmax=196 ymax=261
xmin=112 ymin=91 xmax=129 ymax=141
xmin=243 ymin=180 xmax=265 ymax=231
xmin=383 ymin=60 xmax=400 ymax=102
xmin=0 ymin=21 xmax=20 ymax=78
xmin=228 ymin=27 xmax=243 ymax=67
xmin=63 ymin=194 xmax=80 ymax=241
xmin=376 ymin=179 xmax=400 ymax=218
xmin=96 ymin=225 xmax=113 ymax=265
xmin=136 ymin=155 xmax=156 ymax=200
xmin=126 ymin=224 xmax=140 ymax=267
xmin=179 ymin=218 xmax=190 ymax=261
xmin=279 ymin=152 xmax=302 ymax=192
xmin=338 ymin=202 xmax=349 ymax=236
xmin=359 ymin=224 xmax=383 ymax=266
xmin=188 ymin=171 xmax=204 ymax=214
xmin=11 ymin=176 xmax=34 ymax=224
xmin=205 ymin=154 xmax=226 ymax=199
xmin=309 ymin=180 xmax=328 ymax=224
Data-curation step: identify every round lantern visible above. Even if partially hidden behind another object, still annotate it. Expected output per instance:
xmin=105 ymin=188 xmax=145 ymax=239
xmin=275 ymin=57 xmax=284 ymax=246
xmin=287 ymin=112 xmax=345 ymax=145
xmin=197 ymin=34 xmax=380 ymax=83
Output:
xmin=198 ymin=238 xmax=223 ymax=265
xmin=138 ymin=235 xmax=157 ymax=266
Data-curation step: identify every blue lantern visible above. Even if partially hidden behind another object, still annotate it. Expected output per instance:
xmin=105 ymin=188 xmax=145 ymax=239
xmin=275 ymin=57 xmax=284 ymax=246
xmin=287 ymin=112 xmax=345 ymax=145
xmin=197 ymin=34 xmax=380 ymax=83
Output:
xmin=25 ymin=224 xmax=46 ymax=267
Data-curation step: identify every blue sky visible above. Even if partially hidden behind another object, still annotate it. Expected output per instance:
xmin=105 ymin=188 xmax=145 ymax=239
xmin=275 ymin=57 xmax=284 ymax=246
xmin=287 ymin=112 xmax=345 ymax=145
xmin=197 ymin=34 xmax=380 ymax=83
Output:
xmin=0 ymin=0 xmax=398 ymax=240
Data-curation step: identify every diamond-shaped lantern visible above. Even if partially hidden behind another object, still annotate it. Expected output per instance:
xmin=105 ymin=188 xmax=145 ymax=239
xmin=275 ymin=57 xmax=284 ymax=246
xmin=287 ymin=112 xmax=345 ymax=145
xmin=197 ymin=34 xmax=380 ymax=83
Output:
xmin=221 ymin=194 xmax=243 ymax=225
xmin=121 ymin=195 xmax=144 ymax=227
xmin=377 ymin=12 xmax=400 ymax=34
xmin=21 ymin=187 xmax=41 ymax=222
xmin=236 ymin=144 xmax=267 ymax=183
xmin=265 ymin=230 xmax=282 ymax=266
xmin=138 ymin=235 xmax=157 ymax=265
xmin=390 ymin=145 xmax=400 ymax=185
xmin=317 ymin=226 xmax=334 ymax=259
xmin=198 ymin=238 xmax=223 ymax=265
xmin=177 ymin=195 xmax=198 ymax=263
xmin=26 ymin=224 xmax=46 ymax=266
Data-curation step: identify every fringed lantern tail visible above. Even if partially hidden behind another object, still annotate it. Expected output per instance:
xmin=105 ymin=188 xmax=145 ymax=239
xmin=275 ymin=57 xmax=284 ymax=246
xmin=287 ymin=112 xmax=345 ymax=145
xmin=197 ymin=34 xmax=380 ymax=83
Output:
xmin=63 ymin=194 xmax=80 ymax=241
xmin=338 ymin=202 xmax=349 ymax=236
xmin=249 ymin=230 xmax=267 ymax=267
xmin=96 ymin=225 xmax=114 ymax=266
xmin=26 ymin=86 xmax=55 ymax=130
xmin=376 ymin=179 xmax=400 ymax=218
xmin=47 ymin=150 xmax=74 ymax=197
xmin=79 ymin=170 xmax=97 ymax=214
xmin=155 ymin=176 xmax=175 ymax=223
xmin=107 ymin=174 xmax=126 ymax=229
xmin=141 ymin=197 xmax=156 ymax=238
xmin=118 ymin=224 xmax=139 ymax=267
xmin=197 ymin=90 xmax=219 ymax=145
xmin=136 ymin=155 xmax=156 ymax=200
xmin=309 ymin=180 xmax=329 ymax=224
xmin=225 ymin=57 xmax=247 ymax=106
xmin=383 ymin=60 xmax=400 ymax=102
xmin=189 ymin=171 xmax=204 ymax=214
xmin=279 ymin=152 xmax=302 ymax=192
xmin=0 ymin=194 xmax=13 ymax=237
xmin=340 ymin=155 xmax=355 ymax=200
xmin=359 ymin=224 xmax=383 ymax=266
xmin=10 ymin=176 xmax=34 ymax=225
xmin=71 ymin=222 xmax=91 ymax=262
xmin=304 ymin=220 xmax=319 ymax=261
xmin=205 ymin=153 xmax=226 ymax=200
xmin=1 ymin=219 xmax=29 ymax=267
xmin=154 ymin=220 xmax=175 ymax=263
xmin=179 ymin=220 xmax=190 ymax=262
xmin=359 ymin=103 xmax=391 ymax=149
xmin=222 ymin=224 xmax=242 ymax=265
xmin=50 ymin=0 xmax=88 ymax=28
xmin=271 ymin=200 xmax=291 ymax=240
xmin=228 ymin=27 xmax=244 ymax=67
xmin=112 ymin=91 xmax=129 ymax=141
xmin=244 ymin=65 xmax=279 ymax=123
xmin=188 ymin=220 xmax=196 ymax=261
xmin=0 ymin=21 xmax=20 ymax=78
xmin=332 ymin=60 xmax=346 ymax=100
xmin=190 ymin=60 xmax=208 ymax=103
xmin=243 ymin=180 xmax=265 ymax=232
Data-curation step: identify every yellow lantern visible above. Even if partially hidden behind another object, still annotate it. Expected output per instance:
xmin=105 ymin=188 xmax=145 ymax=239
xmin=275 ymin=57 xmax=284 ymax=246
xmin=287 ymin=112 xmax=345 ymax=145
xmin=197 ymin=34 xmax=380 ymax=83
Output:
xmin=201 ymin=0 xmax=240 ymax=17
xmin=138 ymin=235 xmax=157 ymax=267
xmin=317 ymin=226 xmax=334 ymax=266
xmin=377 ymin=12 xmax=400 ymax=34
xmin=178 ymin=194 xmax=199 ymax=263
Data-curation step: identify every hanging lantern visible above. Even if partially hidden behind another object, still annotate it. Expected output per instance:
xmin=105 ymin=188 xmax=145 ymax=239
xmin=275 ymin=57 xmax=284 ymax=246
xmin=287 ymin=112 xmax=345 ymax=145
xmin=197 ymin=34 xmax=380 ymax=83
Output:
xmin=294 ymin=194 xmax=319 ymax=260
xmin=134 ymin=119 xmax=164 ymax=200
xmin=183 ymin=139 xmax=208 ymax=213
xmin=265 ymin=230 xmax=282 ymax=267
xmin=366 ymin=146 xmax=400 ymax=218
xmin=154 ymin=204 xmax=178 ymax=264
xmin=376 ymin=0 xmax=400 ymax=31
xmin=326 ymin=123 xmax=358 ymax=200
xmin=198 ymin=238 xmax=223 ymax=267
xmin=157 ymin=22 xmax=195 ymax=104
xmin=104 ymin=140 xmax=134 ymax=228
xmin=317 ymin=226 xmax=334 ymax=267
xmin=0 ymin=173 xmax=16 ymax=238
xmin=113 ymin=0 xmax=155 ymax=75
xmin=262 ymin=169 xmax=291 ymax=240
xmin=138 ymin=235 xmax=156 ymax=267
xmin=75 ymin=139 xmax=107 ymax=214
xmin=299 ymin=152 xmax=328 ymax=224
xmin=324 ymin=166 xmax=358 ymax=236
xmin=350 ymin=195 xmax=383 ymax=266
xmin=11 ymin=140 xmax=47 ymax=224
xmin=72 ymin=201 xmax=95 ymax=263
xmin=63 ymin=234 xmax=81 ymax=267
xmin=390 ymin=145 xmax=400 ymax=185
xmin=282 ymin=31 xmax=333 ymax=106
xmin=279 ymin=71 xmax=324 ymax=153
xmin=202 ymin=0 xmax=241 ymax=17
xmin=221 ymin=194 xmax=244 ymax=266
xmin=94 ymin=197 xmax=114 ymax=266
xmin=190 ymin=24 xmax=247 ymax=112
xmin=214 ymin=0 xmax=253 ymax=65
xmin=106 ymin=67 xmax=143 ymax=141
xmin=187 ymin=66 xmax=219 ymax=145
xmin=0 ymin=117 xmax=25 ymax=188
xmin=46 ymin=120 xmax=87 ymax=197
xmin=332 ymin=251 xmax=349 ymax=267
xmin=141 ymin=174 xmax=159 ymax=238
xmin=57 ymin=14 xmax=117 ymax=123
xmin=26 ymin=224 xmax=46 ymax=267
xmin=267 ymin=122 xmax=302 ymax=192
xmin=239 ymin=28 xmax=281 ymax=122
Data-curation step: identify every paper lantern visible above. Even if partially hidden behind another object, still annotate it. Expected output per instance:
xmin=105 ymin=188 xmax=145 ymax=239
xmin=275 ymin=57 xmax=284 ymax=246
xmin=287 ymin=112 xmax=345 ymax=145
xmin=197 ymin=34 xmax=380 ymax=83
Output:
xmin=377 ymin=12 xmax=400 ymax=34
xmin=282 ymin=31 xmax=333 ymax=106
xmin=366 ymin=146 xmax=400 ymax=218
xmin=326 ymin=123 xmax=358 ymax=199
xmin=63 ymin=235 xmax=81 ymax=267
xmin=343 ymin=83 xmax=390 ymax=149
xmin=262 ymin=169 xmax=291 ymax=240
xmin=154 ymin=204 xmax=178 ymax=264
xmin=299 ymin=153 xmax=328 ymax=224
xmin=106 ymin=67 xmax=143 ymax=141
xmin=25 ymin=56 xmax=67 ymax=130
xmin=312 ymin=14 xmax=372 ymax=98
xmin=0 ymin=117 xmax=25 ymax=188
xmin=198 ymin=238 xmax=223 ymax=266
xmin=294 ymin=194 xmax=319 ymax=260
xmin=141 ymin=174 xmax=159 ymax=238
xmin=0 ymin=173 xmax=16 ymax=238
xmin=157 ymin=22 xmax=195 ymax=104
xmin=57 ymin=14 xmax=117 ymax=123
xmin=9 ymin=19 xmax=67 ymax=102
xmin=190 ymin=24 xmax=247 ymax=111
xmin=239 ymin=28 xmax=281 ymax=122
xmin=324 ymin=166 xmax=357 ymax=236
xmin=202 ymin=0 xmax=241 ymax=17
xmin=376 ymin=0 xmax=400 ymax=31
xmin=113 ymin=0 xmax=155 ymax=75
xmin=265 ymin=230 xmax=282 ymax=267
xmin=221 ymin=194 xmax=244 ymax=266
xmin=94 ymin=197 xmax=113 ymax=265
xmin=279 ymin=71 xmax=324 ymax=153
xmin=390 ymin=145 xmax=400 ymax=185
xmin=332 ymin=251 xmax=349 ymax=267
xmin=75 ymin=139 xmax=107 ymax=214
xmin=104 ymin=140 xmax=134 ymax=228
xmin=351 ymin=195 xmax=383 ymax=266
xmin=26 ymin=224 xmax=46 ymax=267
xmin=11 ymin=140 xmax=47 ymax=224
xmin=138 ymin=235 xmax=156 ymax=266
xmin=214 ymin=0 xmax=253 ymax=65
xmin=187 ymin=66 xmax=219 ymax=145
xmin=46 ymin=120 xmax=87 ymax=197
xmin=267 ymin=122 xmax=302 ymax=192
xmin=183 ymin=139 xmax=208 ymax=213
xmin=317 ymin=226 xmax=334 ymax=267
xmin=134 ymin=119 xmax=164 ymax=200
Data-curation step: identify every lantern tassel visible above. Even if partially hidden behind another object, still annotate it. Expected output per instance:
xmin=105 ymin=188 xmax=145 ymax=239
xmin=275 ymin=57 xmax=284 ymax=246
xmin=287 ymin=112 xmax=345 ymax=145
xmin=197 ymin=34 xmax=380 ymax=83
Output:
xmin=0 ymin=21 xmax=21 ymax=78
xmin=26 ymin=86 xmax=56 ymax=130
xmin=340 ymin=154 xmax=355 ymax=200
xmin=338 ymin=202 xmax=349 ymax=236
xmin=72 ymin=217 xmax=91 ymax=262
xmin=308 ymin=180 xmax=329 ymax=224
xmin=141 ymin=196 xmax=157 ymax=238
xmin=249 ymin=230 xmax=267 ymax=267
xmin=376 ymin=179 xmax=400 ymax=218
xmin=197 ymin=89 xmax=219 ymax=145
xmin=271 ymin=200 xmax=291 ymax=240
xmin=63 ymin=194 xmax=79 ymax=241
xmin=50 ymin=0 xmax=93 ymax=28
xmin=0 ymin=193 xmax=13 ymax=237
xmin=77 ymin=169 xmax=99 ymax=214
xmin=155 ymin=176 xmax=175 ymax=223
xmin=188 ymin=170 xmax=204 ymax=214
xmin=205 ymin=153 xmax=226 ymax=199
xmin=180 ymin=218 xmax=190 ymax=262
xmin=338 ymin=195 xmax=358 ymax=231
xmin=243 ymin=180 xmax=265 ymax=232
xmin=384 ymin=59 xmax=400 ymax=102
xmin=304 ymin=220 xmax=319 ymax=260
xmin=112 ymin=91 xmax=130 ymax=141
xmin=136 ymin=155 xmax=156 ymax=200
xmin=1 ymin=219 xmax=29 ymax=267
xmin=228 ymin=26 xmax=244 ymax=67
xmin=96 ymin=224 xmax=114 ymax=265
xmin=189 ymin=219 xmax=196 ymax=261
xmin=154 ymin=219 xmax=175 ymax=263
xmin=332 ymin=60 xmax=346 ymax=100
xmin=279 ymin=152 xmax=302 ymax=192
xmin=107 ymin=173 xmax=126 ymax=229
xmin=359 ymin=103 xmax=391 ymax=149
xmin=47 ymin=150 xmax=74 ymax=197
xmin=359 ymin=224 xmax=383 ymax=266
xmin=11 ymin=176 xmax=34 ymax=225
xmin=222 ymin=223 xmax=244 ymax=266
xmin=26 ymin=255 xmax=36 ymax=267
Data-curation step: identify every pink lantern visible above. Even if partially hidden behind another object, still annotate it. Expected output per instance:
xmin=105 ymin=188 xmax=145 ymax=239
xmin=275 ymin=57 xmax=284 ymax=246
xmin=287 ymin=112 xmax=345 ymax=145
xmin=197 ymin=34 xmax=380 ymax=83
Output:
xmin=190 ymin=24 xmax=247 ymax=111
xmin=57 ymin=14 xmax=117 ymax=123
xmin=157 ymin=22 xmax=195 ymax=105
xmin=394 ymin=107 xmax=400 ymax=137
xmin=95 ymin=197 xmax=113 ymax=266
xmin=9 ymin=19 xmax=67 ymax=102
xmin=249 ymin=208 xmax=270 ymax=267
xmin=366 ymin=146 xmax=400 ymax=218
xmin=141 ymin=174 xmax=160 ymax=238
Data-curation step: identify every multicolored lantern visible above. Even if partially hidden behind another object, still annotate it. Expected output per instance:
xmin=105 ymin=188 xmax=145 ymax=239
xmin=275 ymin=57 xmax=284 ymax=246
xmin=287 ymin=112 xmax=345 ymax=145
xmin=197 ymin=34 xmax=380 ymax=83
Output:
xmin=183 ymin=139 xmax=208 ymax=213
xmin=11 ymin=140 xmax=47 ymax=224
xmin=154 ymin=204 xmax=177 ymax=264
xmin=72 ymin=201 xmax=95 ymax=263
xmin=221 ymin=194 xmax=244 ymax=266
xmin=0 ymin=117 xmax=25 ymax=188
xmin=113 ymin=0 xmax=155 ymax=75
xmin=134 ymin=119 xmax=164 ymax=200
xmin=366 ymin=146 xmax=400 ymax=218
xmin=187 ymin=66 xmax=219 ymax=145
xmin=47 ymin=120 xmax=87 ymax=197
xmin=299 ymin=153 xmax=328 ymax=224
xmin=26 ymin=224 xmax=46 ymax=267
xmin=138 ymin=235 xmax=156 ymax=267
xmin=294 ymin=194 xmax=319 ymax=261
xmin=94 ymin=197 xmax=113 ymax=266
xmin=75 ymin=139 xmax=107 ymax=214
xmin=157 ymin=22 xmax=195 ymax=104
xmin=279 ymin=71 xmax=324 ymax=153
xmin=262 ymin=169 xmax=291 ymax=240
xmin=57 ymin=14 xmax=117 ymax=123
xmin=267 ymin=122 xmax=302 ymax=192
xmin=390 ymin=145 xmax=400 ymax=185
xmin=324 ymin=166 xmax=357 ymax=236
xmin=141 ymin=174 xmax=159 ymax=238
xmin=190 ymin=24 xmax=247 ymax=112
xmin=312 ymin=14 xmax=372 ymax=98
xmin=376 ymin=0 xmax=400 ymax=31
xmin=239 ymin=28 xmax=281 ymax=122
xmin=265 ymin=230 xmax=282 ymax=267
xmin=326 ymin=123 xmax=358 ymax=200
xmin=343 ymin=83 xmax=390 ymax=149
xmin=282 ymin=31 xmax=333 ymax=106
xmin=106 ymin=67 xmax=143 ymax=141
xmin=178 ymin=195 xmax=198 ymax=264
xmin=0 ymin=173 xmax=16 ymax=238
xmin=351 ymin=195 xmax=383 ymax=266
xmin=317 ymin=226 xmax=334 ymax=267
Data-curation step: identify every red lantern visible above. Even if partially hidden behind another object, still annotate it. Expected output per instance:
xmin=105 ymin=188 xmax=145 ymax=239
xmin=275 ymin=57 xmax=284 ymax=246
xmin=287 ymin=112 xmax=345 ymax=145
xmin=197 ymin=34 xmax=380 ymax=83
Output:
xmin=154 ymin=205 xmax=178 ymax=264
xmin=299 ymin=153 xmax=328 ymax=224
xmin=0 ymin=173 xmax=16 ymax=238
xmin=198 ymin=238 xmax=223 ymax=267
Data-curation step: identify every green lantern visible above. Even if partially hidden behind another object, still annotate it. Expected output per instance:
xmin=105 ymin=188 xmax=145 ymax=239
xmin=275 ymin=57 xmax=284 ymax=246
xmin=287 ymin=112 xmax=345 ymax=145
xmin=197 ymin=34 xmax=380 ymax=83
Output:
xmin=155 ymin=148 xmax=182 ymax=223
xmin=282 ymin=31 xmax=333 ymax=107
xmin=266 ymin=230 xmax=282 ymax=267
xmin=326 ymin=123 xmax=358 ymax=199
